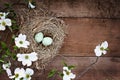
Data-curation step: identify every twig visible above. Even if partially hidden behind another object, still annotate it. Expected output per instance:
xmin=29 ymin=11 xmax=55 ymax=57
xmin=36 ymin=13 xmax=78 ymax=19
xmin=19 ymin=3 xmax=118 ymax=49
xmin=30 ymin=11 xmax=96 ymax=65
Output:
xmin=76 ymin=57 xmax=99 ymax=79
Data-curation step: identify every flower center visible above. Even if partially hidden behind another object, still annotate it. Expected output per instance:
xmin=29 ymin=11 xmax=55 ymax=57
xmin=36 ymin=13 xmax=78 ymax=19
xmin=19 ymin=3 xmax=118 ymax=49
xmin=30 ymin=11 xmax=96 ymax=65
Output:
xmin=65 ymin=70 xmax=70 ymax=75
xmin=100 ymin=47 xmax=104 ymax=51
xmin=2 ymin=21 xmax=6 ymax=26
xmin=25 ymin=55 xmax=29 ymax=59
xmin=15 ymin=74 xmax=19 ymax=78
xmin=26 ymin=74 xmax=30 ymax=78
xmin=19 ymin=41 xmax=23 ymax=44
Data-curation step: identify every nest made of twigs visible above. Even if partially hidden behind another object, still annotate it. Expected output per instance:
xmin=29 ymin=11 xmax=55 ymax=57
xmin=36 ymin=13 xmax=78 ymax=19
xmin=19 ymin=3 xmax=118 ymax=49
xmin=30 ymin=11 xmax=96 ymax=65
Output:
xmin=19 ymin=17 xmax=66 ymax=69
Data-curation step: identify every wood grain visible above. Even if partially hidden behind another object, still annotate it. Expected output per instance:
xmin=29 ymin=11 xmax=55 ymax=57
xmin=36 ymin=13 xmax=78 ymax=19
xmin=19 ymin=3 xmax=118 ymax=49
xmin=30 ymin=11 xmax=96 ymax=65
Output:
xmin=59 ymin=18 xmax=120 ymax=57
xmin=33 ymin=56 xmax=120 ymax=80
xmin=43 ymin=0 xmax=120 ymax=18
xmin=0 ymin=56 xmax=119 ymax=80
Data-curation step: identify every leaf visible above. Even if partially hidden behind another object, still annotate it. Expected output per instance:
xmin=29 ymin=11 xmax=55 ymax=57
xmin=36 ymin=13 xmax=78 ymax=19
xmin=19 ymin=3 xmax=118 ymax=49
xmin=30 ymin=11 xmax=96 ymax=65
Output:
xmin=13 ymin=46 xmax=18 ymax=51
xmin=68 ymin=65 xmax=75 ymax=70
xmin=11 ymin=53 xmax=16 ymax=60
xmin=62 ymin=61 xmax=67 ymax=67
xmin=58 ymin=72 xmax=64 ymax=78
xmin=48 ymin=69 xmax=57 ymax=78
xmin=0 ymin=41 xmax=7 ymax=49
xmin=0 ymin=59 xmax=4 ymax=63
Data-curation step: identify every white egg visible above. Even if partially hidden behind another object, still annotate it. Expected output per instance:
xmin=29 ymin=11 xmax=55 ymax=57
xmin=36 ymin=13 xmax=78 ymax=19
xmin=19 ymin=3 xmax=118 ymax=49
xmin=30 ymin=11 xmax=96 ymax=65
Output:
xmin=34 ymin=32 xmax=44 ymax=43
xmin=42 ymin=37 xmax=53 ymax=46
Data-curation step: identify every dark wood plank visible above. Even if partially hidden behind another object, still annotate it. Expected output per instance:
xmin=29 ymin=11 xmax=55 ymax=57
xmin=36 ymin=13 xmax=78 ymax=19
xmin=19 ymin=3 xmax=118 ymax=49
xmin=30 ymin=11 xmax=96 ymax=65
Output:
xmin=1 ymin=56 xmax=119 ymax=80
xmin=59 ymin=18 xmax=120 ymax=57
xmin=35 ymin=56 xmax=120 ymax=80
xmin=43 ymin=0 xmax=120 ymax=18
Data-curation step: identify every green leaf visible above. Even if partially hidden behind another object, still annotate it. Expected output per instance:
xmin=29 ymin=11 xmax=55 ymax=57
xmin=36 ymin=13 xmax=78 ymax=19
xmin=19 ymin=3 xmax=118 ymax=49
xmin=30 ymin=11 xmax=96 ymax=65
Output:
xmin=0 ymin=41 xmax=7 ymax=49
xmin=0 ymin=59 xmax=4 ymax=63
xmin=58 ymin=72 xmax=64 ymax=78
xmin=11 ymin=53 xmax=16 ymax=60
xmin=13 ymin=46 xmax=19 ymax=51
xmin=48 ymin=69 xmax=57 ymax=78
xmin=62 ymin=61 xmax=67 ymax=67
xmin=68 ymin=65 xmax=75 ymax=70
xmin=6 ymin=49 xmax=11 ymax=55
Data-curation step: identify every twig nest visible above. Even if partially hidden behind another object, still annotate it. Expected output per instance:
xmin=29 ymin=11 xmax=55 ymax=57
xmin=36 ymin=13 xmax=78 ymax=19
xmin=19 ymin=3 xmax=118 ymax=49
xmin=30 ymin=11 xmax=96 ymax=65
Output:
xmin=19 ymin=17 xmax=66 ymax=70
xmin=42 ymin=37 xmax=53 ymax=46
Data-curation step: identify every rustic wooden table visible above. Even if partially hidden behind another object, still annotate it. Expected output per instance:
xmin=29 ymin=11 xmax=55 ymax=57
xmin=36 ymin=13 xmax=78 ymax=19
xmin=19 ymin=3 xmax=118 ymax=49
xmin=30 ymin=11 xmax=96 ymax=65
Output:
xmin=0 ymin=0 xmax=120 ymax=80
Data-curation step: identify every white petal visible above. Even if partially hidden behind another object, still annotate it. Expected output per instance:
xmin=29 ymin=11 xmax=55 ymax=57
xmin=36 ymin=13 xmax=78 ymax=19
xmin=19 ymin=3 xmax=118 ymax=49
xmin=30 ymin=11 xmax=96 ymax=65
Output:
xmin=28 ymin=2 xmax=35 ymax=9
xmin=102 ymin=50 xmax=107 ymax=54
xmin=6 ymin=69 xmax=12 ymax=76
xmin=4 ymin=18 xmax=12 ymax=26
xmin=17 ymin=54 xmax=24 ymax=61
xmin=26 ymin=68 xmax=34 ymax=75
xmin=94 ymin=45 xmax=102 ymax=57
xmin=22 ymin=60 xmax=32 ymax=67
xmin=9 ymin=75 xmax=15 ymax=79
xmin=63 ymin=75 xmax=71 ymax=80
xmin=18 ymin=34 xmax=26 ymax=40
xmin=0 ymin=25 xmax=6 ymax=31
xmin=63 ymin=67 xmax=69 ymax=71
xmin=29 ymin=52 xmax=38 ymax=61
xmin=69 ymin=73 xmax=76 ymax=79
xmin=101 ymin=41 xmax=108 ymax=49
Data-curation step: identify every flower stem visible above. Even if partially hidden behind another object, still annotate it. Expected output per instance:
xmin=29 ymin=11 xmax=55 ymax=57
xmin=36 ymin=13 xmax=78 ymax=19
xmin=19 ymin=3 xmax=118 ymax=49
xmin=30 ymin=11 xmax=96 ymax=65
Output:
xmin=77 ymin=57 xmax=99 ymax=79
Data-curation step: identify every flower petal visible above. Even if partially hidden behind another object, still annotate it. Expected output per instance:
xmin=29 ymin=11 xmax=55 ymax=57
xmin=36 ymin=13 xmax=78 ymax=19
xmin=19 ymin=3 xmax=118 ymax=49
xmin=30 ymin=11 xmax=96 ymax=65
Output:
xmin=0 ymin=25 xmax=6 ymax=31
xmin=101 ymin=41 xmax=108 ymax=49
xmin=94 ymin=45 xmax=102 ymax=57
xmin=26 ymin=68 xmax=34 ymax=75
xmin=29 ymin=52 xmax=38 ymax=61
xmin=6 ymin=68 xmax=12 ymax=76
xmin=28 ymin=1 xmax=35 ymax=9
xmin=4 ymin=18 xmax=12 ymax=26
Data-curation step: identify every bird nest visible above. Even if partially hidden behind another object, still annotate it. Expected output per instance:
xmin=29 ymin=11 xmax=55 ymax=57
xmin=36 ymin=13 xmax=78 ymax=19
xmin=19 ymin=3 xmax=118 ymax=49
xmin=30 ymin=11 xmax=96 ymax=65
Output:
xmin=13 ymin=2 xmax=67 ymax=69
xmin=19 ymin=17 xmax=66 ymax=69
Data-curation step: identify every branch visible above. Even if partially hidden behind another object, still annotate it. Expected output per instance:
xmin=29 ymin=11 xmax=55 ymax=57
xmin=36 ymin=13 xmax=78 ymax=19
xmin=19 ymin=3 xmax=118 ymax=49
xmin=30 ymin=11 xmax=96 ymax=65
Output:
xmin=77 ymin=57 xmax=99 ymax=79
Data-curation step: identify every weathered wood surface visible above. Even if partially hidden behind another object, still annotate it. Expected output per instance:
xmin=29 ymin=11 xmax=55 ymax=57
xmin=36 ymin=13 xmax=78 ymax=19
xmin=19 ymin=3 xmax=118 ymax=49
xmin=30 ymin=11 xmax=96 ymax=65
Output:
xmin=1 ymin=56 xmax=119 ymax=80
xmin=43 ymin=0 xmax=120 ymax=18
xmin=60 ymin=18 xmax=120 ymax=57
xmin=0 ymin=18 xmax=120 ymax=57
xmin=0 ymin=0 xmax=120 ymax=18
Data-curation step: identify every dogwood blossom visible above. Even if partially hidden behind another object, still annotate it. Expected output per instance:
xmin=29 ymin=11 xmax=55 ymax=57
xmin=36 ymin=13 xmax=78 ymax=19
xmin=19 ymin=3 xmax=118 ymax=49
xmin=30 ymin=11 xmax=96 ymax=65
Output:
xmin=2 ymin=61 xmax=12 ymax=76
xmin=28 ymin=1 xmax=35 ymax=9
xmin=9 ymin=68 xmax=25 ymax=80
xmin=0 ymin=12 xmax=8 ymax=19
xmin=15 ymin=33 xmax=30 ymax=48
xmin=23 ymin=68 xmax=34 ymax=80
xmin=63 ymin=66 xmax=76 ymax=80
xmin=17 ymin=52 xmax=38 ymax=66
xmin=0 ymin=18 xmax=12 ymax=31
xmin=94 ymin=41 xmax=108 ymax=57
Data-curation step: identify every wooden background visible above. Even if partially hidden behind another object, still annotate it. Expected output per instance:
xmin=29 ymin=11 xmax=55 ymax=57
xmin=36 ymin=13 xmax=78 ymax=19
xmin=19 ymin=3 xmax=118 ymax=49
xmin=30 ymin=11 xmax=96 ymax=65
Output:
xmin=0 ymin=0 xmax=120 ymax=80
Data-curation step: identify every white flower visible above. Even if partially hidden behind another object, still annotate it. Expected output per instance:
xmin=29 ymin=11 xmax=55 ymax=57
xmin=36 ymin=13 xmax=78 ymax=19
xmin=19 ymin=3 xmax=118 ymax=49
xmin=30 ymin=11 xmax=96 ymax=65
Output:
xmin=2 ymin=61 xmax=11 ymax=70
xmin=9 ymin=68 xmax=25 ymax=80
xmin=2 ymin=61 xmax=12 ymax=76
xmin=23 ymin=68 xmax=34 ymax=80
xmin=94 ymin=41 xmax=108 ymax=57
xmin=0 ymin=18 xmax=12 ymax=31
xmin=28 ymin=1 xmax=35 ymax=9
xmin=63 ymin=67 xmax=76 ymax=80
xmin=17 ymin=52 xmax=38 ymax=66
xmin=0 ymin=12 xmax=8 ymax=19
xmin=15 ymin=34 xmax=30 ymax=48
